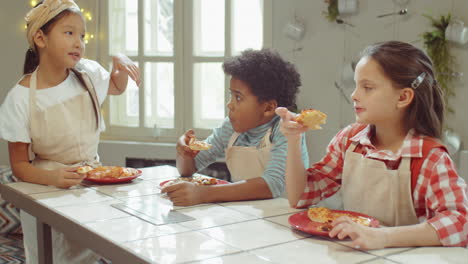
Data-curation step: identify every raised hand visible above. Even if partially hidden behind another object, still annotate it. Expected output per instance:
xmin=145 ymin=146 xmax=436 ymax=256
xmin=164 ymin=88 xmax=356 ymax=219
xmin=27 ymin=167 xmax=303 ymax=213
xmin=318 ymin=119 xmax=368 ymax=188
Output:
xmin=176 ymin=129 xmax=199 ymax=159
xmin=111 ymin=54 xmax=141 ymax=87
xmin=275 ymin=107 xmax=308 ymax=140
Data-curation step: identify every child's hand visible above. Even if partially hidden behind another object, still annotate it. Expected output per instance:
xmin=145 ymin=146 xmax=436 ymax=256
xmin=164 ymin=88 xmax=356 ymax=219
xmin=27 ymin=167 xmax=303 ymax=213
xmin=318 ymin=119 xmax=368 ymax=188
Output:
xmin=275 ymin=107 xmax=308 ymax=140
xmin=161 ymin=182 xmax=204 ymax=206
xmin=111 ymin=54 xmax=141 ymax=86
xmin=50 ymin=167 xmax=85 ymax=189
xmin=328 ymin=216 xmax=387 ymax=250
xmin=176 ymin=129 xmax=199 ymax=159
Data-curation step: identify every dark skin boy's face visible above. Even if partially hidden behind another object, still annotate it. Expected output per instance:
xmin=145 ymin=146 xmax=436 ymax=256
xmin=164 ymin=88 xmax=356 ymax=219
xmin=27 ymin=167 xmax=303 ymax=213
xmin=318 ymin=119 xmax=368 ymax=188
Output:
xmin=227 ymin=77 xmax=276 ymax=133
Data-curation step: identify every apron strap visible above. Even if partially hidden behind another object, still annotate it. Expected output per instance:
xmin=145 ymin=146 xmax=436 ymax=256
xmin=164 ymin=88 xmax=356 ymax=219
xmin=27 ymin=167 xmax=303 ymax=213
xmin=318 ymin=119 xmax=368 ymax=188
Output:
xmin=258 ymin=128 xmax=273 ymax=149
xmin=227 ymin=132 xmax=240 ymax=148
xmin=227 ymin=128 xmax=273 ymax=149
xmin=70 ymin=68 xmax=101 ymax=130
xmin=29 ymin=70 xmax=39 ymax=137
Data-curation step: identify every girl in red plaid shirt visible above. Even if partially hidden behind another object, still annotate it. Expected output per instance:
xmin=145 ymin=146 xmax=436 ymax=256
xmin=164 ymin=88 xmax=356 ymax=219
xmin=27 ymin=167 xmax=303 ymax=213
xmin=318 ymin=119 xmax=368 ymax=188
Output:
xmin=276 ymin=41 xmax=468 ymax=249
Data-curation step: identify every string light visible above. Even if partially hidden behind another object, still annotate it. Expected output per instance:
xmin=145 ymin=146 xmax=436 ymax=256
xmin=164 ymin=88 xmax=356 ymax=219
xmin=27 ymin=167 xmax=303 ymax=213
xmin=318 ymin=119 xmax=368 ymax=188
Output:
xmin=84 ymin=33 xmax=94 ymax=44
xmin=81 ymin=8 xmax=94 ymax=44
xmin=84 ymin=12 xmax=92 ymax=21
xmin=30 ymin=0 xmax=38 ymax=7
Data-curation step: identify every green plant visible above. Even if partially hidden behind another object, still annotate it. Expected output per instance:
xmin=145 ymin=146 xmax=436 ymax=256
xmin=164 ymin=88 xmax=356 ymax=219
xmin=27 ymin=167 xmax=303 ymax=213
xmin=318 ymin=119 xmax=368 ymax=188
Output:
xmin=422 ymin=13 xmax=456 ymax=114
xmin=323 ymin=0 xmax=339 ymax=22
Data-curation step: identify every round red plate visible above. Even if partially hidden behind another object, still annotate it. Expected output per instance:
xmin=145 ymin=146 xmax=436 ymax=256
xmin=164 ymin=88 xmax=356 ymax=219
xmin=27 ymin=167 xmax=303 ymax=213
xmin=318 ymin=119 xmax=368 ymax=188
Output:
xmin=84 ymin=169 xmax=143 ymax=184
xmin=288 ymin=209 xmax=379 ymax=236
xmin=159 ymin=178 xmax=230 ymax=187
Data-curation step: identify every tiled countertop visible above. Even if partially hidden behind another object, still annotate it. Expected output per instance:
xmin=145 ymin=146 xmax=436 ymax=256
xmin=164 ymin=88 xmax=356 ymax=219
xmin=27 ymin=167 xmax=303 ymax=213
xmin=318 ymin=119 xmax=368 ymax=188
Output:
xmin=3 ymin=165 xmax=467 ymax=264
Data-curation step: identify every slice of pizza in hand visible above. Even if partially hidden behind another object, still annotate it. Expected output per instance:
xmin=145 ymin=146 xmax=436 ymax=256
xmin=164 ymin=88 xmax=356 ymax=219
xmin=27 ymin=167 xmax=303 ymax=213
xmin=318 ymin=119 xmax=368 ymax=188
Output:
xmin=77 ymin=166 xmax=93 ymax=175
xmin=294 ymin=109 xmax=327 ymax=130
xmin=188 ymin=137 xmax=212 ymax=151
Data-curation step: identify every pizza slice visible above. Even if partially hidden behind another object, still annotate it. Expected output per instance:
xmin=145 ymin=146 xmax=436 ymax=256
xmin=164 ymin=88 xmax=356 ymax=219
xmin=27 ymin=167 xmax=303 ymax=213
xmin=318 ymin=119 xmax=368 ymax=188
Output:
xmin=307 ymin=207 xmax=373 ymax=231
xmin=77 ymin=165 xmax=93 ymax=174
xmin=77 ymin=166 xmax=139 ymax=179
xmin=188 ymin=137 xmax=212 ymax=151
xmin=294 ymin=109 xmax=327 ymax=130
xmin=161 ymin=175 xmax=218 ymax=188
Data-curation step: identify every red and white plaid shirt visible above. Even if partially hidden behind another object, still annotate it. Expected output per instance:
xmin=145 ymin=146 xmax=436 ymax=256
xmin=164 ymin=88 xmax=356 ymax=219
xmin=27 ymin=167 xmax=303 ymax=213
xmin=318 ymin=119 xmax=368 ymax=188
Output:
xmin=297 ymin=124 xmax=468 ymax=246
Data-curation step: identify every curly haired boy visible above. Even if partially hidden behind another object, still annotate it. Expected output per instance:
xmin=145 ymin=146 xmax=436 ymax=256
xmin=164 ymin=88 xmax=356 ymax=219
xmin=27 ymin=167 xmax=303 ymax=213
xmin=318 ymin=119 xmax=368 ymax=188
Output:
xmin=162 ymin=49 xmax=309 ymax=206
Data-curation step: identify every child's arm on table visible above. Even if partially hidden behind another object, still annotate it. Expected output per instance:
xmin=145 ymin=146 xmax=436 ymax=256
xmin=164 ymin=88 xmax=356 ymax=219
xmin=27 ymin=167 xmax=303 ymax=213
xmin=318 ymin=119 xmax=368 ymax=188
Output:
xmin=8 ymin=142 xmax=84 ymax=188
xmin=108 ymin=54 xmax=141 ymax=95
xmin=162 ymin=177 xmax=272 ymax=206
xmin=329 ymin=217 xmax=440 ymax=249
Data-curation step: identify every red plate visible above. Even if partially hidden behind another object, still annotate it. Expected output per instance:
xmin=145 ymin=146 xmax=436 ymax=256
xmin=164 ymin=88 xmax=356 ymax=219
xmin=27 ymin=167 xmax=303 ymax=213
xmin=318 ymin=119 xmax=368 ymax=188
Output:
xmin=159 ymin=178 xmax=229 ymax=187
xmin=84 ymin=169 xmax=143 ymax=184
xmin=288 ymin=209 xmax=379 ymax=236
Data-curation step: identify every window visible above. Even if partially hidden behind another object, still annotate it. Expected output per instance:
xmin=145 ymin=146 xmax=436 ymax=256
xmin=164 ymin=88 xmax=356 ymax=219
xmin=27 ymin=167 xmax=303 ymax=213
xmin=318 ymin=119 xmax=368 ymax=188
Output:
xmin=99 ymin=0 xmax=271 ymax=142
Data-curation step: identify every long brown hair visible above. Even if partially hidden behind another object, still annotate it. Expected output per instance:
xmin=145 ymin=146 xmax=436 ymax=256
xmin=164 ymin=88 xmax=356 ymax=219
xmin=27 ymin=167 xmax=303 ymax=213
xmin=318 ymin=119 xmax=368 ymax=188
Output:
xmin=23 ymin=2 xmax=99 ymax=130
xmin=359 ymin=41 xmax=444 ymax=138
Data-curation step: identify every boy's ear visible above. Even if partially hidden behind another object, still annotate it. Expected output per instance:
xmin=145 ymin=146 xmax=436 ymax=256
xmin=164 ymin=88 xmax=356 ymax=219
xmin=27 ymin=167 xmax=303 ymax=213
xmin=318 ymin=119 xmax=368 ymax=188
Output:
xmin=33 ymin=30 xmax=47 ymax=50
xmin=397 ymin=87 xmax=414 ymax=109
xmin=263 ymin=100 xmax=278 ymax=117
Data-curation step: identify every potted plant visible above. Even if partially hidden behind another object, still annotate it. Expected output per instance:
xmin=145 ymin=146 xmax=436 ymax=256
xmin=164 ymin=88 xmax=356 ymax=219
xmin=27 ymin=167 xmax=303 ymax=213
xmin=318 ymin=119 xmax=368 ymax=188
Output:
xmin=422 ymin=13 xmax=456 ymax=114
xmin=323 ymin=0 xmax=339 ymax=22
xmin=422 ymin=13 xmax=462 ymax=156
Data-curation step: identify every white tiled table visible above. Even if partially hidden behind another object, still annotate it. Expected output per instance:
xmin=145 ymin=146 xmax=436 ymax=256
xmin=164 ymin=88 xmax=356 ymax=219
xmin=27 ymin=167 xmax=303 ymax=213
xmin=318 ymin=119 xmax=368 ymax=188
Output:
xmin=1 ymin=165 xmax=467 ymax=264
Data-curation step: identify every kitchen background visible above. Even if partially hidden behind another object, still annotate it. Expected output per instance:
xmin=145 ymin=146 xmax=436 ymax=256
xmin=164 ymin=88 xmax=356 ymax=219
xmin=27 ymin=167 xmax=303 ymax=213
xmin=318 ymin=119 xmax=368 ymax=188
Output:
xmin=0 ymin=0 xmax=467 ymax=180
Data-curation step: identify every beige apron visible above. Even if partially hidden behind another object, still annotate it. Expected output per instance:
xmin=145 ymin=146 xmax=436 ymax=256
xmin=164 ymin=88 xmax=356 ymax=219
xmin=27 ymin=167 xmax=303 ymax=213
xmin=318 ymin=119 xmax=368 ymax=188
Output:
xmin=341 ymin=142 xmax=419 ymax=227
xmin=21 ymin=68 xmax=101 ymax=264
xmin=225 ymin=129 xmax=272 ymax=182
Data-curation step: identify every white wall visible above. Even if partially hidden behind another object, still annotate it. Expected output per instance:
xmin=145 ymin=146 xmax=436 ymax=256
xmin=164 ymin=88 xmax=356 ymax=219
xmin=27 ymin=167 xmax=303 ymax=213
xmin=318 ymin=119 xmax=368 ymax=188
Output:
xmin=0 ymin=1 xmax=30 ymax=165
xmin=0 ymin=0 xmax=467 ymax=177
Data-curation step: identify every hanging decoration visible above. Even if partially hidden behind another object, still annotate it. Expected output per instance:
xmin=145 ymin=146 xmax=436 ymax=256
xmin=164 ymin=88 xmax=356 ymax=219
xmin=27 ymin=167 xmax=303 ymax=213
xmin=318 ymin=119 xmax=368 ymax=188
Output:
xmin=323 ymin=0 xmax=356 ymax=26
xmin=422 ymin=13 xmax=457 ymax=114
xmin=377 ymin=8 xmax=408 ymax=18
xmin=323 ymin=0 xmax=340 ymax=22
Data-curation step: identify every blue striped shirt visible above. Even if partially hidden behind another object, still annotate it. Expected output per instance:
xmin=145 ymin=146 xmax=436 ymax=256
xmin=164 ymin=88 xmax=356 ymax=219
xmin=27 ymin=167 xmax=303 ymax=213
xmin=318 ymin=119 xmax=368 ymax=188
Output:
xmin=195 ymin=115 xmax=309 ymax=197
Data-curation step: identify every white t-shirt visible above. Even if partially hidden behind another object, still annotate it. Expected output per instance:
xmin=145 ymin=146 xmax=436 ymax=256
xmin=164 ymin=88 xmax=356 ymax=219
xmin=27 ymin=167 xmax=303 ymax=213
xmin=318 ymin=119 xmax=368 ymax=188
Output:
xmin=0 ymin=59 xmax=110 ymax=143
